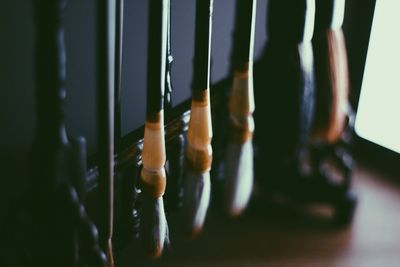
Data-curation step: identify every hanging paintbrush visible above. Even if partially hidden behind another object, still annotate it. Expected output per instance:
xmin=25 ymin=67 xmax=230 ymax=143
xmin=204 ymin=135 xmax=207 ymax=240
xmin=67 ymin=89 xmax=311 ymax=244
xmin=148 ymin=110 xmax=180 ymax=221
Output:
xmin=312 ymin=0 xmax=349 ymax=143
xmin=96 ymin=0 xmax=117 ymax=265
xmin=224 ymin=0 xmax=257 ymax=217
xmin=183 ymin=0 xmax=214 ymax=238
xmin=139 ymin=0 xmax=169 ymax=258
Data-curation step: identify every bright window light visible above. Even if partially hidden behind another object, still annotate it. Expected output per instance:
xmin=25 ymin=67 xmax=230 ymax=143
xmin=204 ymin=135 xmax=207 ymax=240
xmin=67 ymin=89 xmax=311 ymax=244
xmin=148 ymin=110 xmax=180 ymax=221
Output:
xmin=355 ymin=0 xmax=400 ymax=154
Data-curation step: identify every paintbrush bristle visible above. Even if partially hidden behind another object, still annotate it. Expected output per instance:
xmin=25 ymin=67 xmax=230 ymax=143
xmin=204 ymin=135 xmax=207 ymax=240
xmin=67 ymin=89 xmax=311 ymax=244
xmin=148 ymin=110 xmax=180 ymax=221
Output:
xmin=183 ymin=88 xmax=213 ymax=238
xmin=140 ymin=195 xmax=169 ymax=259
xmin=139 ymin=114 xmax=169 ymax=258
xmin=183 ymin=170 xmax=211 ymax=238
xmin=224 ymin=139 xmax=254 ymax=216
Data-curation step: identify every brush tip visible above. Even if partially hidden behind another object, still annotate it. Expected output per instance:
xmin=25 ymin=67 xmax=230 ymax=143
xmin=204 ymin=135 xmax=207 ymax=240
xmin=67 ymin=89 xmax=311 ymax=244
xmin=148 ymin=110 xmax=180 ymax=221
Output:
xmin=146 ymin=247 xmax=163 ymax=259
xmin=183 ymin=170 xmax=211 ymax=238
xmin=226 ymin=205 xmax=245 ymax=218
xmin=140 ymin=196 xmax=169 ymax=259
xmin=186 ymin=226 xmax=203 ymax=240
xmin=224 ymin=141 xmax=254 ymax=217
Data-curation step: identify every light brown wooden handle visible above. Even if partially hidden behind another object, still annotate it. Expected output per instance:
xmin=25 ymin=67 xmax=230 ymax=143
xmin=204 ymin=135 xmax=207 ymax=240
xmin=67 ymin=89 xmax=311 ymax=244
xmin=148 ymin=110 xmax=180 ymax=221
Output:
xmin=186 ymin=89 xmax=213 ymax=173
xmin=140 ymin=111 xmax=167 ymax=198
xmin=324 ymin=28 xmax=349 ymax=143
xmin=228 ymin=68 xmax=255 ymax=144
xmin=313 ymin=28 xmax=349 ymax=143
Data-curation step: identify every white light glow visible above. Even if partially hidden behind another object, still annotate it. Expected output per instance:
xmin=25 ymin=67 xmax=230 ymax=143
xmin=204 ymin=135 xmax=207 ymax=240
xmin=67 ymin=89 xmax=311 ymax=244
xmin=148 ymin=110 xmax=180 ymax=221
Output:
xmin=355 ymin=0 xmax=400 ymax=154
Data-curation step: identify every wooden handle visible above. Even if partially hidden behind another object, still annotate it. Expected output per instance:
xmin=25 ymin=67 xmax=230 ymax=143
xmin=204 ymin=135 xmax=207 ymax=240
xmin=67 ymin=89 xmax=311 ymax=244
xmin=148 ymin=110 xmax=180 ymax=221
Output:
xmin=140 ymin=0 xmax=169 ymax=258
xmin=325 ymin=29 xmax=349 ymax=142
xmin=313 ymin=28 xmax=349 ymax=143
xmin=140 ymin=112 xmax=168 ymax=259
xmin=229 ymin=67 xmax=255 ymax=144
xmin=141 ymin=111 xmax=167 ymax=198
xmin=186 ymin=89 xmax=213 ymax=174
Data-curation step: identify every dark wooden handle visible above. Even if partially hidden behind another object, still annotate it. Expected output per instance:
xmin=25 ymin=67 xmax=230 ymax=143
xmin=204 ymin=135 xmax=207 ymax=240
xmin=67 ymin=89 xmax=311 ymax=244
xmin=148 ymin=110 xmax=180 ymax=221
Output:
xmin=267 ymin=0 xmax=315 ymax=42
xmin=231 ymin=0 xmax=257 ymax=71
xmin=146 ymin=0 xmax=169 ymax=115
xmin=192 ymin=0 xmax=213 ymax=92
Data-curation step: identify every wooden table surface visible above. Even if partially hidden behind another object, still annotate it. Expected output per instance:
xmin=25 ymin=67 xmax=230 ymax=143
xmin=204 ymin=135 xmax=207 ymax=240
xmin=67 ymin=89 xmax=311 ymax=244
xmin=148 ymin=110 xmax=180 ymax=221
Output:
xmin=117 ymin=165 xmax=400 ymax=267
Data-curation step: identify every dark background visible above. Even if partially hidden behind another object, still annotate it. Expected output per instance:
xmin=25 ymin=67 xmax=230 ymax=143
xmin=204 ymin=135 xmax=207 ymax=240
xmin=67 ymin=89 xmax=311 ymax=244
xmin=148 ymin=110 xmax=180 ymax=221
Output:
xmin=0 ymin=0 xmax=375 ymax=223
xmin=0 ymin=0 xmax=268 ymax=156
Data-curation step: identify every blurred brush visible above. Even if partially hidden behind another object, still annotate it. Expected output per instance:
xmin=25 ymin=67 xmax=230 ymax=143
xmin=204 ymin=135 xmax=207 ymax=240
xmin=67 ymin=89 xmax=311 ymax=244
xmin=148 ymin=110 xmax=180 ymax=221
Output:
xmin=224 ymin=138 xmax=254 ymax=216
xmin=183 ymin=0 xmax=214 ymax=238
xmin=183 ymin=166 xmax=211 ymax=238
xmin=183 ymin=90 xmax=213 ymax=238
xmin=224 ymin=0 xmax=257 ymax=216
xmin=312 ymin=0 xmax=349 ymax=144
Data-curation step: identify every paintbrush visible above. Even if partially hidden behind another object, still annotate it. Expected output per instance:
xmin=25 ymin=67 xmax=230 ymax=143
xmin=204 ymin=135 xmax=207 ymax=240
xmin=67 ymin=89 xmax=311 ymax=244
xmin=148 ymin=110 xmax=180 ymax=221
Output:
xmin=139 ymin=0 xmax=170 ymax=258
xmin=312 ymin=0 xmax=349 ymax=144
xmin=224 ymin=0 xmax=257 ymax=217
xmin=183 ymin=0 xmax=214 ymax=238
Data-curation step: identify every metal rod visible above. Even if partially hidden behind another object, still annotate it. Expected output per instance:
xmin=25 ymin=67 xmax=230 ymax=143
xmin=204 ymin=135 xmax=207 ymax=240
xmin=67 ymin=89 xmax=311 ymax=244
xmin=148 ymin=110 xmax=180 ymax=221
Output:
xmin=96 ymin=0 xmax=116 ymax=265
